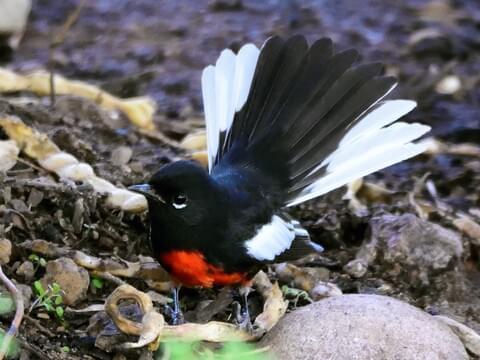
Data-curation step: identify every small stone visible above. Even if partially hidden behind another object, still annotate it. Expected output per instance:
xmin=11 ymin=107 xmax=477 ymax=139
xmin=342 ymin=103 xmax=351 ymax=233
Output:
xmin=260 ymin=294 xmax=468 ymax=360
xmin=16 ymin=260 xmax=35 ymax=281
xmin=40 ymin=257 xmax=90 ymax=306
xmin=111 ymin=146 xmax=133 ymax=166
xmin=37 ymin=313 xmax=50 ymax=320
xmin=310 ymin=281 xmax=342 ymax=301
xmin=0 ymin=239 xmax=12 ymax=265
xmin=435 ymin=75 xmax=461 ymax=95
xmin=16 ymin=283 xmax=32 ymax=310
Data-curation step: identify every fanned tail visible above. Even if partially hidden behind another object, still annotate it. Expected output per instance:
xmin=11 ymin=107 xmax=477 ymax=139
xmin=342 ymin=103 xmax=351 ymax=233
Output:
xmin=201 ymin=36 xmax=430 ymax=207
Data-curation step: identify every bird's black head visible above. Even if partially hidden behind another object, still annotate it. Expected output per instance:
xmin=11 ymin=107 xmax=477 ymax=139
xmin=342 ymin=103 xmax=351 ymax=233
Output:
xmin=130 ymin=160 xmax=221 ymax=227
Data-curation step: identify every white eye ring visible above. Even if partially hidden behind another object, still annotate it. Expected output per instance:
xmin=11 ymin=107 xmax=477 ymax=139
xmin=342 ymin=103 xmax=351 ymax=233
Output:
xmin=172 ymin=194 xmax=187 ymax=209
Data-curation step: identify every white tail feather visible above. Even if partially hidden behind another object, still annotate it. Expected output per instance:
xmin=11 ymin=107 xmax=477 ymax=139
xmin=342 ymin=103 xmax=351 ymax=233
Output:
xmin=288 ymin=101 xmax=430 ymax=207
xmin=202 ymin=44 xmax=260 ymax=172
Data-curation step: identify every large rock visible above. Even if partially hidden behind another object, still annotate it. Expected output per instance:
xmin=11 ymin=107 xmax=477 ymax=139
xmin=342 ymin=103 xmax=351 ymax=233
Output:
xmin=260 ymin=294 xmax=468 ymax=360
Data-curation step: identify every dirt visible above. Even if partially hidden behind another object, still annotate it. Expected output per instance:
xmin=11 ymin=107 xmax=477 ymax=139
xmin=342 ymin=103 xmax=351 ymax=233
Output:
xmin=0 ymin=0 xmax=479 ymax=359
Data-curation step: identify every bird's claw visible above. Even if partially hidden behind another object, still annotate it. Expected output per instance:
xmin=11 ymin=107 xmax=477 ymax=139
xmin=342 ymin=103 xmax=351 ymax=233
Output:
xmin=233 ymin=301 xmax=253 ymax=332
xmin=164 ymin=304 xmax=185 ymax=325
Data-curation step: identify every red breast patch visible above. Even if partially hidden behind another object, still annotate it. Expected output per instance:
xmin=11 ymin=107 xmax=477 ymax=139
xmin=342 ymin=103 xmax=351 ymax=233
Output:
xmin=159 ymin=250 xmax=248 ymax=288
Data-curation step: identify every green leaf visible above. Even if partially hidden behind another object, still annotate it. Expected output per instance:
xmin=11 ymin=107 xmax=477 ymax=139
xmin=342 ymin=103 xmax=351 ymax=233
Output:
xmin=61 ymin=346 xmax=70 ymax=353
xmin=0 ymin=329 xmax=19 ymax=359
xmin=33 ymin=281 xmax=46 ymax=297
xmin=54 ymin=295 xmax=63 ymax=305
xmin=91 ymin=277 xmax=104 ymax=289
xmin=39 ymin=258 xmax=47 ymax=267
xmin=218 ymin=342 xmax=268 ymax=360
xmin=0 ymin=295 xmax=15 ymax=315
xmin=51 ymin=283 xmax=61 ymax=294
xmin=157 ymin=341 xmax=198 ymax=360
xmin=55 ymin=306 xmax=64 ymax=318
xmin=44 ymin=302 xmax=53 ymax=312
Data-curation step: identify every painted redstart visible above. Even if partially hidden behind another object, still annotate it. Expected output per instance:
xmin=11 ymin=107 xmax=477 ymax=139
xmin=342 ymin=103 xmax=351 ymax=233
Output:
xmin=130 ymin=35 xmax=430 ymax=325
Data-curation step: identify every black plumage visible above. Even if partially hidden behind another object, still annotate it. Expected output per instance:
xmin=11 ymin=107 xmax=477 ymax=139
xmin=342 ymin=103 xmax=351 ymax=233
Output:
xmin=130 ymin=35 xmax=429 ymax=289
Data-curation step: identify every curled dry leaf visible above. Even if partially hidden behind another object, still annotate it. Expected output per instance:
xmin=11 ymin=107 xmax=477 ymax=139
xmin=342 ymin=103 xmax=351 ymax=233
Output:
xmin=0 ymin=116 xmax=147 ymax=212
xmin=252 ymin=271 xmax=288 ymax=338
xmin=19 ymin=239 xmax=171 ymax=283
xmin=0 ymin=140 xmax=19 ymax=172
xmin=180 ymin=130 xmax=207 ymax=151
xmin=425 ymin=138 xmax=480 ymax=157
xmin=179 ymin=130 xmax=208 ymax=167
xmin=434 ymin=315 xmax=480 ymax=356
xmin=344 ymin=178 xmax=395 ymax=214
xmin=105 ymin=284 xmax=251 ymax=351
xmin=453 ymin=216 xmax=480 ymax=246
xmin=190 ymin=150 xmax=209 ymax=168
xmin=105 ymin=284 xmax=154 ymax=337
xmin=273 ymin=263 xmax=329 ymax=293
xmin=0 ymin=68 xmax=156 ymax=130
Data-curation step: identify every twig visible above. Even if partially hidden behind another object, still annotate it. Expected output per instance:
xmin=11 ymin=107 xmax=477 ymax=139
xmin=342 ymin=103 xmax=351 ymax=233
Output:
xmin=24 ymin=316 xmax=56 ymax=338
xmin=0 ymin=266 xmax=24 ymax=360
xmin=48 ymin=0 xmax=87 ymax=106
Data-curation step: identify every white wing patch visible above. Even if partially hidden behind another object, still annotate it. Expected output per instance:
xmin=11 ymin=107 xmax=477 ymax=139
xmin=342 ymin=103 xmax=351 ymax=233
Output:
xmin=287 ymin=98 xmax=430 ymax=207
xmin=201 ymin=44 xmax=260 ymax=172
xmin=244 ymin=215 xmax=296 ymax=261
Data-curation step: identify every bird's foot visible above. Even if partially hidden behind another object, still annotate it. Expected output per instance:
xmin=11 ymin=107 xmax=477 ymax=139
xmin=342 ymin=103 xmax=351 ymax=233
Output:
xmin=165 ymin=286 xmax=185 ymax=325
xmin=233 ymin=301 xmax=253 ymax=333
xmin=164 ymin=304 xmax=185 ymax=325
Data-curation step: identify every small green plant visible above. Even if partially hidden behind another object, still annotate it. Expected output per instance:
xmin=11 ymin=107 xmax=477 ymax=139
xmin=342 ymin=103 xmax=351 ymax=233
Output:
xmin=0 ymin=293 xmax=14 ymax=316
xmin=91 ymin=276 xmax=104 ymax=290
xmin=28 ymin=254 xmax=47 ymax=273
xmin=0 ymin=329 xmax=19 ymax=359
xmin=30 ymin=281 xmax=65 ymax=321
xmin=156 ymin=340 xmax=269 ymax=360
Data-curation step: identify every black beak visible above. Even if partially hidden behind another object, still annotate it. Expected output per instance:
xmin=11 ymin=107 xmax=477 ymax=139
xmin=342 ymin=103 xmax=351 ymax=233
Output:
xmin=128 ymin=184 xmax=166 ymax=204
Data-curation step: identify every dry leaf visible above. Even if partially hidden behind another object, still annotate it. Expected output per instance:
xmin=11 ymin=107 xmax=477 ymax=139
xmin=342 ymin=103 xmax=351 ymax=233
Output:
xmin=0 ymin=140 xmax=19 ymax=171
xmin=0 ymin=116 xmax=148 ymax=212
xmin=453 ymin=216 xmax=480 ymax=246
xmin=0 ymin=68 xmax=156 ymax=130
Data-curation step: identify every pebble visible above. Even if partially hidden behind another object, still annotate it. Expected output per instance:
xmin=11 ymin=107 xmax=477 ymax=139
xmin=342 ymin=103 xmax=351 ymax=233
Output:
xmin=40 ymin=257 xmax=90 ymax=306
xmin=0 ymin=239 xmax=12 ymax=265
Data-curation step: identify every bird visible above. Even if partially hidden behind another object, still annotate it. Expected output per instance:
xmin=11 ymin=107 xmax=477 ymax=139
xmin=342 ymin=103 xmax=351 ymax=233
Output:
xmin=129 ymin=35 xmax=430 ymax=325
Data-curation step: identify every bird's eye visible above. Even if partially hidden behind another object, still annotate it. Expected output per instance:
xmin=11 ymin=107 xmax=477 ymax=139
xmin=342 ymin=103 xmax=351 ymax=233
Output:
xmin=172 ymin=194 xmax=187 ymax=209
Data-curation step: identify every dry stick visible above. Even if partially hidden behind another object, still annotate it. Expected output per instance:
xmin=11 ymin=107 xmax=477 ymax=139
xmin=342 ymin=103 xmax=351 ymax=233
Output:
xmin=48 ymin=0 xmax=87 ymax=106
xmin=0 ymin=266 xmax=24 ymax=360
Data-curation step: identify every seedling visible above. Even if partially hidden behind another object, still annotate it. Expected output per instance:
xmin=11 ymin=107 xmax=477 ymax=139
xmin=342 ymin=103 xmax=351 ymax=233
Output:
xmin=156 ymin=340 xmax=268 ymax=360
xmin=28 ymin=254 xmax=47 ymax=273
xmin=30 ymin=281 xmax=65 ymax=321
xmin=0 ymin=329 xmax=19 ymax=359
xmin=91 ymin=276 xmax=104 ymax=290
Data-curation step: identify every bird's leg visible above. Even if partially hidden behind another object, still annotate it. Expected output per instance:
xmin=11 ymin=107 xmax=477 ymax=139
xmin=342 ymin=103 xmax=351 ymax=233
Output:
xmin=235 ymin=286 xmax=253 ymax=332
xmin=164 ymin=286 xmax=184 ymax=325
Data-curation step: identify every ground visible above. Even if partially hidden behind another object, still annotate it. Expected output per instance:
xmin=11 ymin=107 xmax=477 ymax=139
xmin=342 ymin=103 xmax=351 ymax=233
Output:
xmin=0 ymin=0 xmax=479 ymax=359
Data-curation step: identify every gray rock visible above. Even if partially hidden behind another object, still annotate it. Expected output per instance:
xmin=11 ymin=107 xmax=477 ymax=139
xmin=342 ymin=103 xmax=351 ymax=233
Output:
xmin=344 ymin=214 xmax=462 ymax=284
xmin=260 ymin=294 xmax=468 ymax=360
